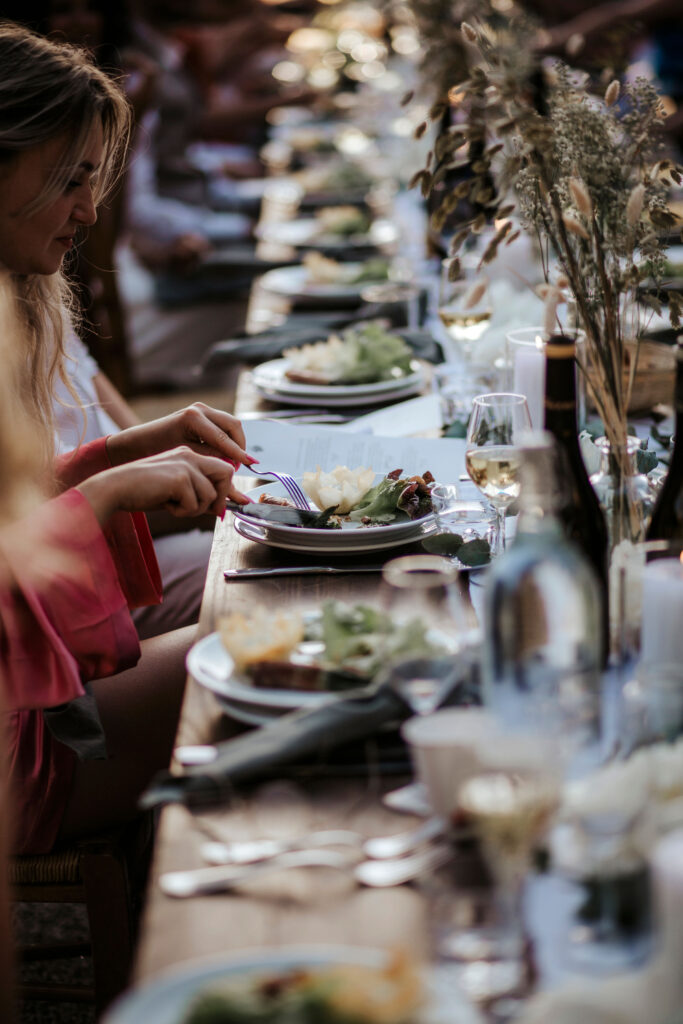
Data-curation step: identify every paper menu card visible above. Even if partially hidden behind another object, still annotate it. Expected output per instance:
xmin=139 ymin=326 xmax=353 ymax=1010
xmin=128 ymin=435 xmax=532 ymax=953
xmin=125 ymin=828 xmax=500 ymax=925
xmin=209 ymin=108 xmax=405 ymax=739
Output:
xmin=340 ymin=393 xmax=444 ymax=438
xmin=242 ymin=419 xmax=468 ymax=484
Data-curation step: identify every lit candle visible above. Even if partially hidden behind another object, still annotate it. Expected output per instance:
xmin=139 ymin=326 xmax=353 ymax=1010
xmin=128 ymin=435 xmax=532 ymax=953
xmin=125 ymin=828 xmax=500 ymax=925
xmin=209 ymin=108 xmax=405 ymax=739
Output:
xmin=512 ymin=334 xmax=546 ymax=429
xmin=640 ymin=557 xmax=683 ymax=666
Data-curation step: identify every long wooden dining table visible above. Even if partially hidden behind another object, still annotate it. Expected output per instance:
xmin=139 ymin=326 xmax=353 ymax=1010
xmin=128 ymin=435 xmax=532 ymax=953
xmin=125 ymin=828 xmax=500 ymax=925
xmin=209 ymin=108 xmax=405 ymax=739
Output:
xmin=132 ymin=374 xmax=442 ymax=986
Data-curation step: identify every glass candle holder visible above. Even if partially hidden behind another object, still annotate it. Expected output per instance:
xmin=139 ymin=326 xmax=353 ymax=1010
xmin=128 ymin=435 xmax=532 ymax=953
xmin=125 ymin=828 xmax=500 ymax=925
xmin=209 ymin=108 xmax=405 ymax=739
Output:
xmin=505 ymin=328 xmax=587 ymax=431
xmin=424 ymin=485 xmax=495 ymax=569
xmin=504 ymin=328 xmax=546 ymax=430
xmin=607 ymin=537 xmax=683 ymax=667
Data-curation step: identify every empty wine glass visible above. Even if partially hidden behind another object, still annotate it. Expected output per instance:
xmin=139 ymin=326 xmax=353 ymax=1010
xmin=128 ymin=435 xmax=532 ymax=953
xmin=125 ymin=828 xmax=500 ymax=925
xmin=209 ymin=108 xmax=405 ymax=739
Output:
xmin=378 ymin=555 xmax=479 ymax=715
xmin=465 ymin=393 xmax=531 ymax=553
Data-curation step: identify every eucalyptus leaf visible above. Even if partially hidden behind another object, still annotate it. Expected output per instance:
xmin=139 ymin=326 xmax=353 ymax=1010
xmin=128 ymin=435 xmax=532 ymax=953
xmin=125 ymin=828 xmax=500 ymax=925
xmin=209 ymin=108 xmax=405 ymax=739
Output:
xmin=636 ymin=447 xmax=658 ymax=474
xmin=444 ymin=418 xmax=468 ymax=438
xmin=422 ymin=532 xmax=464 ymax=556
xmin=457 ymin=538 xmax=492 ymax=567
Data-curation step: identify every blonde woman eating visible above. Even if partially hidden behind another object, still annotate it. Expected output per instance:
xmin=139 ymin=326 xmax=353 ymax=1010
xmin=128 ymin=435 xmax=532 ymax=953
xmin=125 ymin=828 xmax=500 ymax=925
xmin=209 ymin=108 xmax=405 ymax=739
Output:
xmin=0 ymin=22 xmax=253 ymax=855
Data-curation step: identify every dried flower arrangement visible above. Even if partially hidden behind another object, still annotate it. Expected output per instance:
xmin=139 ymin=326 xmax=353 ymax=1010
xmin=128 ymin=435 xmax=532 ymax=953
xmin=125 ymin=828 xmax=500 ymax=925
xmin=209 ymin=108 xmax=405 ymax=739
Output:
xmin=399 ymin=0 xmax=485 ymax=106
xmin=407 ymin=9 xmax=683 ymax=484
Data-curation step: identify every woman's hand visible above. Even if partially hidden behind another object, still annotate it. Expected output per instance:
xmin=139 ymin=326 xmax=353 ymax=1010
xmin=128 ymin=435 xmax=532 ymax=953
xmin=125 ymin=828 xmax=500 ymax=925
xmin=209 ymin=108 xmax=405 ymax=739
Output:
xmin=105 ymin=403 xmax=252 ymax=469
xmin=77 ymin=447 xmax=249 ymax=526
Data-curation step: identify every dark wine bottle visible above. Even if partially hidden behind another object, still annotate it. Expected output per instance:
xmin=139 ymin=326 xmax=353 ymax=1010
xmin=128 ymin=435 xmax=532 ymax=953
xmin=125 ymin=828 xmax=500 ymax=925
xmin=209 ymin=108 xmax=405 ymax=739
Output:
xmin=543 ymin=334 xmax=609 ymax=613
xmin=646 ymin=339 xmax=683 ymax=540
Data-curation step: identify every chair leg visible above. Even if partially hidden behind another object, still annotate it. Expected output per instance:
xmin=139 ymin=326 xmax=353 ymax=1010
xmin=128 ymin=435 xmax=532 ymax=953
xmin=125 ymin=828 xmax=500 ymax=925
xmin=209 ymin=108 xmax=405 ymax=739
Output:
xmin=79 ymin=843 xmax=135 ymax=1015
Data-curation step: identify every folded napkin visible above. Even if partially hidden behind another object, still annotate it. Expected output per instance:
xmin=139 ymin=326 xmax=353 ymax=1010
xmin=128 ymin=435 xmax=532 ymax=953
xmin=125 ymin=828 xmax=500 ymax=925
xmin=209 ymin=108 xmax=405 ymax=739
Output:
xmin=201 ymin=316 xmax=443 ymax=372
xmin=140 ymin=674 xmax=478 ymax=810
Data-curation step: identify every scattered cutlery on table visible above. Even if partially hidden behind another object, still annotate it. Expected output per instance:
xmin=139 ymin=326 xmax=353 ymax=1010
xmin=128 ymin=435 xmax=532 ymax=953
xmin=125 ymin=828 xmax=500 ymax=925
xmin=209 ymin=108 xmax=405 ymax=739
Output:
xmin=174 ymin=744 xmax=218 ymax=767
xmin=240 ymin=409 xmax=323 ymax=420
xmin=353 ymin=843 xmax=452 ymax=887
xmin=240 ymin=410 xmax=354 ymax=424
xmin=362 ymin=815 xmax=445 ymax=860
xmin=160 ymin=842 xmax=453 ymax=898
xmin=224 ymin=565 xmax=384 ymax=579
xmin=200 ymin=828 xmax=362 ymax=866
xmin=160 ymin=848 xmax=357 ymax=898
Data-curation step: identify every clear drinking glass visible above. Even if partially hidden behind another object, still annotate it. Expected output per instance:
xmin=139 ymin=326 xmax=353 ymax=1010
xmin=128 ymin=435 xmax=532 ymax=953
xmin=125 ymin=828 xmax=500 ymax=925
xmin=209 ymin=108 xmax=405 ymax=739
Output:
xmin=438 ymin=258 xmax=492 ymax=364
xmin=425 ymin=484 xmax=495 ymax=569
xmin=465 ymin=393 xmax=531 ymax=553
xmin=378 ymin=555 xmax=479 ymax=715
xmin=560 ymin=758 xmax=653 ymax=972
xmin=360 ymin=281 xmax=421 ymax=329
xmin=619 ymin=662 xmax=683 ymax=755
xmin=454 ymin=765 xmax=560 ymax=1006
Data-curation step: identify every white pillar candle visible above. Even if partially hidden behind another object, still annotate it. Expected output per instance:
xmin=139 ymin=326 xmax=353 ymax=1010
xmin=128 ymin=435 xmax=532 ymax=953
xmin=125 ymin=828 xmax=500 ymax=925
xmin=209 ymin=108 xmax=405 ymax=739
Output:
xmin=649 ymin=829 xmax=683 ymax=1019
xmin=512 ymin=335 xmax=546 ymax=429
xmin=640 ymin=558 xmax=683 ymax=666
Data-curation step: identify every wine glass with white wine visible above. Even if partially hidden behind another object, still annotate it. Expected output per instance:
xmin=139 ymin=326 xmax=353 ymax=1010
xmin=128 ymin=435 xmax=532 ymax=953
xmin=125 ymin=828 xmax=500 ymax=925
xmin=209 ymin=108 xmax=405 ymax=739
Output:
xmin=455 ymin=765 xmax=561 ymax=1007
xmin=438 ymin=258 xmax=492 ymax=364
xmin=465 ymin=393 xmax=531 ymax=554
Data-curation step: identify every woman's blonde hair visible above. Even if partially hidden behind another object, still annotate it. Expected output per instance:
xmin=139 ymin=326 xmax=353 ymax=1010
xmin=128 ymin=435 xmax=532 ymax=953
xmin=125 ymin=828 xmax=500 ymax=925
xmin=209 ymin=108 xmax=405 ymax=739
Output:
xmin=0 ymin=21 xmax=132 ymax=472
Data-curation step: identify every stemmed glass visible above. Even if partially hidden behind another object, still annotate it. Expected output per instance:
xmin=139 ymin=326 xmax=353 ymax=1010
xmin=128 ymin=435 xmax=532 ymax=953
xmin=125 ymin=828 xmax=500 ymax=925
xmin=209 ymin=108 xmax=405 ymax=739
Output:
xmin=455 ymin=763 xmax=561 ymax=1004
xmin=437 ymin=257 xmax=492 ymax=365
xmin=465 ymin=393 xmax=531 ymax=553
xmin=378 ymin=555 xmax=479 ymax=716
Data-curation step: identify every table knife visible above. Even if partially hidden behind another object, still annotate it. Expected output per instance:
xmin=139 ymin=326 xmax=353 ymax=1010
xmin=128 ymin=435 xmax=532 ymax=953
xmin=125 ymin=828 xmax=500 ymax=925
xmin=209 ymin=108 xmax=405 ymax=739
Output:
xmin=224 ymin=565 xmax=383 ymax=578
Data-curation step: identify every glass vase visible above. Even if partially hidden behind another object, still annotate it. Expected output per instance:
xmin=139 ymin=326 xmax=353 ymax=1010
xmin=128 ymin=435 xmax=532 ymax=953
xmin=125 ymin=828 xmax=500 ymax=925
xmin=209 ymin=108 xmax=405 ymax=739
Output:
xmin=589 ymin=437 xmax=655 ymax=558
xmin=590 ymin=438 xmax=657 ymax=664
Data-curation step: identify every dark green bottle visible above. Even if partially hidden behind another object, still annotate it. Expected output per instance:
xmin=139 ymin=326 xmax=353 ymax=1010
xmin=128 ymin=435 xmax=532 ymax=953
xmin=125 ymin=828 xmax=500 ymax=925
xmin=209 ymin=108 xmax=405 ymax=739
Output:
xmin=646 ymin=339 xmax=683 ymax=540
xmin=543 ymin=334 xmax=609 ymax=637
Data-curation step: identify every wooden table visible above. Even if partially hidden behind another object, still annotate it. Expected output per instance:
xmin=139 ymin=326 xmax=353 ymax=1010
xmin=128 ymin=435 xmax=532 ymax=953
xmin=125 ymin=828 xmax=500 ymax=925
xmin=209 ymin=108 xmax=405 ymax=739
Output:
xmin=133 ymin=422 xmax=434 ymax=985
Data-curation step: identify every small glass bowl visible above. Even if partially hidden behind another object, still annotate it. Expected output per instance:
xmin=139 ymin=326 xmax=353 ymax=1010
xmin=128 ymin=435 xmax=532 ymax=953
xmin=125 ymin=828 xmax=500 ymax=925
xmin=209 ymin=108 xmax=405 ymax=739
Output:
xmin=424 ymin=486 xmax=495 ymax=569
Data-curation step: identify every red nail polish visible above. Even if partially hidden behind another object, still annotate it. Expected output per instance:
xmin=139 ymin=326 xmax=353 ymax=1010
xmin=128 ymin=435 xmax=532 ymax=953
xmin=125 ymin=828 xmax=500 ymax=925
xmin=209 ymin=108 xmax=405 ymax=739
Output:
xmin=246 ymin=455 xmax=260 ymax=465
xmin=219 ymin=508 xmax=226 ymax=522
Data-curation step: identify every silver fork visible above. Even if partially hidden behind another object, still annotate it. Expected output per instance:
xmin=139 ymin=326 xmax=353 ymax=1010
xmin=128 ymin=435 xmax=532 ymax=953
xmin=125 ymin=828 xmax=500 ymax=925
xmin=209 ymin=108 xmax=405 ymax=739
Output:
xmin=243 ymin=462 xmax=311 ymax=510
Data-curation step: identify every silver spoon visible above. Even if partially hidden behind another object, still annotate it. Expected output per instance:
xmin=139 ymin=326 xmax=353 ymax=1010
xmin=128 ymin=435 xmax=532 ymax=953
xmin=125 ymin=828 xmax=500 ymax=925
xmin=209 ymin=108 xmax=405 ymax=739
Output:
xmin=201 ymin=829 xmax=362 ymax=866
xmin=161 ymin=844 xmax=452 ymax=898
xmin=362 ymin=816 xmax=445 ymax=860
xmin=354 ymin=843 xmax=452 ymax=887
xmin=161 ymin=848 xmax=356 ymax=898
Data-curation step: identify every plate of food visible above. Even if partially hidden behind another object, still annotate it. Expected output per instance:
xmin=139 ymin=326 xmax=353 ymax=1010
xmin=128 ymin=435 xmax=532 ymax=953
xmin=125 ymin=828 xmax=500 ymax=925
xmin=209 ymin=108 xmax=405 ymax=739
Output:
xmin=103 ymin=945 xmax=481 ymax=1024
xmin=228 ymin=467 xmax=438 ymax=553
xmin=259 ymin=253 xmax=391 ymax=303
xmin=291 ymin=159 xmax=380 ymax=206
xmin=256 ymin=209 xmax=398 ymax=252
xmin=188 ymin=599 xmax=459 ymax=720
xmin=250 ymin=322 xmax=425 ymax=405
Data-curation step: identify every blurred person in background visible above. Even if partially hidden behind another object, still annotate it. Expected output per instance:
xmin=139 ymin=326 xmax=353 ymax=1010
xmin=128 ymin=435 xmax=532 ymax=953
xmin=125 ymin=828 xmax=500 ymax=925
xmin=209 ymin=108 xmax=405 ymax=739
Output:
xmin=530 ymin=0 xmax=683 ymax=150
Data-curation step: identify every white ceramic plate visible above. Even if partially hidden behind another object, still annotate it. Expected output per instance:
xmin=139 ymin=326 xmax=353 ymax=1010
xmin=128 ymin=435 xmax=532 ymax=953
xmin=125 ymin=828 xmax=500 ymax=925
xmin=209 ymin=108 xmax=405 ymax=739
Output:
xmin=212 ymin=695 xmax=281 ymax=727
xmin=259 ymin=264 xmax=388 ymax=301
xmin=103 ymin=945 xmax=482 ymax=1024
xmin=251 ymin=357 xmax=424 ymax=400
xmin=230 ymin=481 xmax=437 ymax=554
xmin=255 ymin=217 xmax=398 ymax=250
xmin=233 ymin=516 xmax=434 ymax=554
xmin=186 ymin=632 xmax=337 ymax=712
xmin=253 ymin=380 xmax=424 ymax=408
